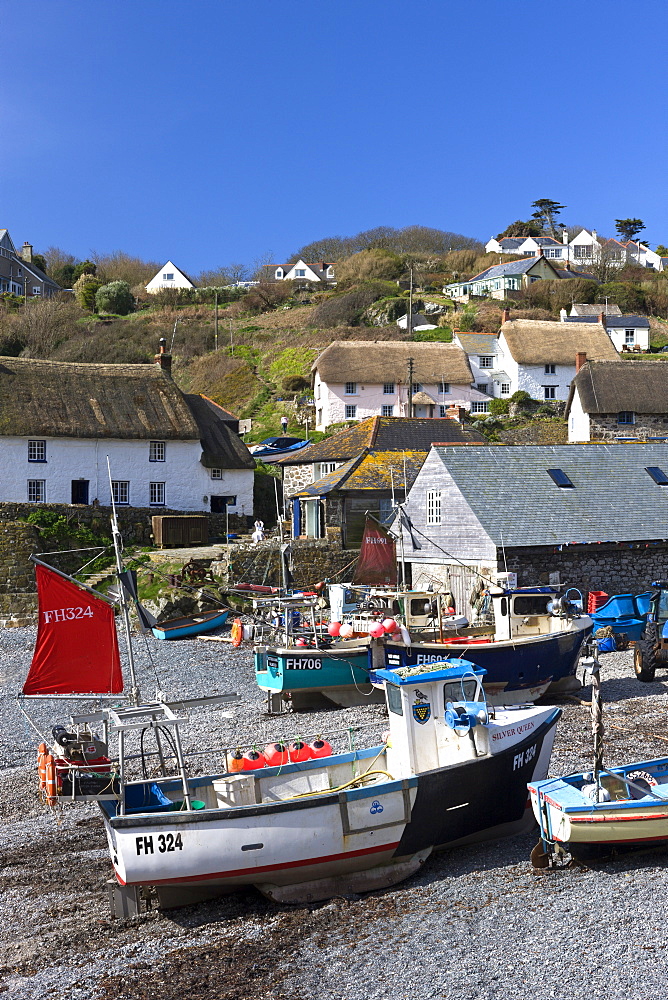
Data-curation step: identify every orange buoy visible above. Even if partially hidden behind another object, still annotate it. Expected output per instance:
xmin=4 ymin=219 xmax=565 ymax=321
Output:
xmin=309 ymin=738 xmax=333 ymax=759
xmin=288 ymin=740 xmax=313 ymax=763
xmin=37 ymin=742 xmax=48 ymax=795
xmin=231 ymin=619 xmax=244 ymax=647
xmin=241 ymin=750 xmax=266 ymax=770
xmin=227 ymin=749 xmax=245 ymax=772
xmin=44 ymin=754 xmax=58 ymax=806
xmin=264 ymin=741 xmax=288 ymax=767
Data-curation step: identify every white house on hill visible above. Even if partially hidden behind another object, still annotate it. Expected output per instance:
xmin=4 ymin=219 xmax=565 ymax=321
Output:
xmin=146 ymin=260 xmax=196 ymax=294
xmin=269 ymin=259 xmax=335 ymax=283
xmin=0 ymin=348 xmax=254 ymax=513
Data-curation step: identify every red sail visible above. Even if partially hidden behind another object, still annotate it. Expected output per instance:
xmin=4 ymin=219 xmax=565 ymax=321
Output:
xmin=353 ymin=517 xmax=398 ymax=586
xmin=23 ymin=564 xmax=123 ymax=695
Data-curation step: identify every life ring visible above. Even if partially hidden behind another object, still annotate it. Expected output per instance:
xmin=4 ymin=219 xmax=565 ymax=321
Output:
xmin=231 ymin=618 xmax=244 ymax=647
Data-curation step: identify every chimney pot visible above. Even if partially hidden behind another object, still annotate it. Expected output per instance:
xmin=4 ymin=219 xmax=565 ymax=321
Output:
xmin=562 ymin=229 xmax=569 ymax=245
xmin=576 ymin=352 xmax=587 ymax=373
xmin=155 ymin=338 xmax=172 ymax=375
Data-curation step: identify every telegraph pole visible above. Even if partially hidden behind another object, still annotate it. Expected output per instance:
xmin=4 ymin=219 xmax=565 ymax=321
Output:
xmin=407 ymin=266 xmax=413 ymax=339
xmin=214 ymin=291 xmax=219 ymax=351
xmin=407 ymin=357 xmax=415 ymax=418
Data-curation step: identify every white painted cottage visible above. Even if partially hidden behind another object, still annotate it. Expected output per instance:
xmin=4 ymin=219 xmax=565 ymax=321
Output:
xmin=311 ymin=340 xmax=488 ymax=431
xmin=566 ymin=360 xmax=668 ymax=442
xmin=270 ymin=259 xmax=335 ymax=283
xmin=145 ymin=260 xmax=196 ymax=294
xmin=493 ymin=318 xmax=619 ymax=402
xmin=0 ymin=348 xmax=254 ymax=514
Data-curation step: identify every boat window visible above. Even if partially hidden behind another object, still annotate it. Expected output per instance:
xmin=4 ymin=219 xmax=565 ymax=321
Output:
xmin=499 ymin=597 xmax=507 ymax=617
xmin=411 ymin=598 xmax=435 ymax=617
xmin=443 ymin=679 xmax=479 ymax=705
xmin=387 ymin=684 xmax=403 ymax=716
xmin=513 ymin=595 xmax=550 ymax=616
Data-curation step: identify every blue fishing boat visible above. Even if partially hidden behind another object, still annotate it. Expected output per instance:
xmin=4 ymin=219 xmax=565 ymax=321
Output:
xmin=371 ymin=587 xmax=592 ymax=703
xmin=254 ymin=637 xmax=382 ymax=710
xmin=152 ymin=608 xmax=229 ymax=640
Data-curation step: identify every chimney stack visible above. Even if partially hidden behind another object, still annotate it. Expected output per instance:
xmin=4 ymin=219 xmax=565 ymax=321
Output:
xmin=21 ymin=242 xmax=33 ymax=264
xmin=501 ymin=308 xmax=510 ymax=324
xmin=598 ymin=312 xmax=605 ymax=325
xmin=445 ymin=405 xmax=466 ymax=423
xmin=535 ymin=247 xmax=544 ymax=257
xmin=154 ymin=337 xmax=172 ymax=376
xmin=576 ymin=352 xmax=587 ymax=372
xmin=562 ymin=229 xmax=569 ymax=245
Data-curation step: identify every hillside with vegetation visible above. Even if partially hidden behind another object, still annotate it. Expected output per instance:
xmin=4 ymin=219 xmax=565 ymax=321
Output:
xmin=3 ymin=218 xmax=668 ymax=445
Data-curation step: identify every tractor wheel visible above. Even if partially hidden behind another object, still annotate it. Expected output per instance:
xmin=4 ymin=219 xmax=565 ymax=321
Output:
xmin=634 ymin=639 xmax=658 ymax=682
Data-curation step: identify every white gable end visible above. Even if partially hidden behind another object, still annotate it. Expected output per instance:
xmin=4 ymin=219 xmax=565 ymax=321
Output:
xmin=146 ymin=260 xmax=195 ymax=293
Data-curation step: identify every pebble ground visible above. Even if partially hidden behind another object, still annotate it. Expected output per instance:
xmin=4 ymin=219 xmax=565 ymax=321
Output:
xmin=2 ymin=627 xmax=668 ymax=999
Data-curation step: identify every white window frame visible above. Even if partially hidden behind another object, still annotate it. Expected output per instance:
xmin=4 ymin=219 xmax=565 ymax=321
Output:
xmin=112 ymin=481 xmax=130 ymax=505
xmin=500 ymin=383 xmax=511 ymax=395
xmin=210 ymin=468 xmax=223 ymax=479
xmin=544 ymin=363 xmax=556 ymax=374
xmin=295 ymin=269 xmax=306 ymax=277
xmin=344 ymin=382 xmax=357 ymax=395
xmin=163 ymin=273 xmax=174 ymax=281
xmin=471 ymin=401 xmax=490 ymax=413
xmin=345 ymin=404 xmax=357 ymax=419
xmin=543 ymin=386 xmax=557 ymax=400
xmin=383 ymin=382 xmax=395 ymax=394
xmin=479 ymin=356 xmax=493 ymax=369
xmin=150 ymin=482 xmax=165 ymax=506
xmin=625 ymin=330 xmax=635 ymax=345
xmin=27 ymin=479 xmax=45 ymax=502
xmin=149 ymin=440 xmax=165 ymax=462
xmin=382 ymin=404 xmax=394 ymax=417
xmin=316 ymin=462 xmax=337 ymax=478
xmin=426 ymin=489 xmax=442 ymax=525
xmin=438 ymin=382 xmax=450 ymax=395
xmin=28 ymin=439 xmax=46 ymax=462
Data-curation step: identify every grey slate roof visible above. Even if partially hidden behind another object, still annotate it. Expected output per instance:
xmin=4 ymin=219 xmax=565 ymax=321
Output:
xmin=571 ymin=303 xmax=622 ymax=316
xmin=563 ymin=315 xmax=649 ymax=328
xmin=470 ymin=258 xmax=543 ymax=281
xmin=431 ymin=442 xmax=668 ymax=546
xmin=455 ymin=333 xmax=498 ymax=354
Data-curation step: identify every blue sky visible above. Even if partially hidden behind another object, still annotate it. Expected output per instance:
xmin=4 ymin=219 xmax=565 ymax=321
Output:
xmin=2 ymin=1 xmax=667 ymax=274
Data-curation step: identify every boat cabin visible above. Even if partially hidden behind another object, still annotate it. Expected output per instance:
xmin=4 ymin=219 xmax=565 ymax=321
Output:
xmin=489 ymin=586 xmax=584 ymax=640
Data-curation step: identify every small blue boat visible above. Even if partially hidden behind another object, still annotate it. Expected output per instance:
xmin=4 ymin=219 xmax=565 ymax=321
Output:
xmin=152 ymin=608 xmax=229 ymax=640
xmin=254 ymin=638 xmax=382 ymax=710
xmin=589 ymin=591 xmax=652 ymax=642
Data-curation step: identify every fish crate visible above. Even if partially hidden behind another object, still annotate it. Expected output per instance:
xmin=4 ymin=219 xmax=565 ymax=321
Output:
xmin=152 ymin=516 xmax=209 ymax=548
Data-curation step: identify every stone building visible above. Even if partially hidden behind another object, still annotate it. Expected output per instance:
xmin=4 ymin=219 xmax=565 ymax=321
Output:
xmin=277 ymin=415 xmax=486 ymax=548
xmin=394 ymin=441 xmax=668 ymax=613
xmin=567 ymin=360 xmax=668 ymax=442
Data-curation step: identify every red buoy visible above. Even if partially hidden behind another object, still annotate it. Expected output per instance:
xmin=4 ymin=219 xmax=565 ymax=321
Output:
xmin=309 ymin=738 xmax=333 ymax=758
xmin=264 ymin=741 xmax=289 ymax=767
xmin=241 ymin=750 xmax=266 ymax=770
xmin=328 ymin=621 xmax=342 ymax=637
xmin=382 ymin=618 xmax=398 ymax=634
xmin=288 ymin=740 xmax=313 ymax=763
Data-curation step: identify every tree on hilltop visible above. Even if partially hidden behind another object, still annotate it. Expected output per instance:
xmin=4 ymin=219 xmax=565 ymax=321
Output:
xmin=615 ymin=218 xmax=645 ymax=242
xmin=530 ymin=199 xmax=566 ymax=237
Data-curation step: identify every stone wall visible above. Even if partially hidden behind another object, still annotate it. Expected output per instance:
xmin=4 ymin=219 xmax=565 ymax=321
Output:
xmin=212 ymin=536 xmax=358 ymax=589
xmin=590 ymin=414 xmax=668 ymax=442
xmin=283 ymin=463 xmax=314 ymax=498
xmin=502 ymin=541 xmax=668 ymax=599
xmin=0 ymin=522 xmax=40 ymax=626
xmin=0 ymin=502 xmax=248 ymax=546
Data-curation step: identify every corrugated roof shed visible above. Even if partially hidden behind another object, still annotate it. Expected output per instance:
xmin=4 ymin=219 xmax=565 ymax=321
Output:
xmin=432 ymin=442 xmax=668 ymax=546
xmin=313 ymin=341 xmax=473 ymax=385
xmin=501 ymin=319 xmax=619 ymax=364
xmin=568 ymin=361 xmax=668 ymax=414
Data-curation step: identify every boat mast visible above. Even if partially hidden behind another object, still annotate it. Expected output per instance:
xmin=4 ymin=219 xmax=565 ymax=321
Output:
xmin=107 ymin=458 xmax=140 ymax=706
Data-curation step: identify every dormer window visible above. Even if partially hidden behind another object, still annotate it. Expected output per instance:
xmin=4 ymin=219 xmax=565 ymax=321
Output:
xmin=275 ymin=268 xmax=283 ymax=279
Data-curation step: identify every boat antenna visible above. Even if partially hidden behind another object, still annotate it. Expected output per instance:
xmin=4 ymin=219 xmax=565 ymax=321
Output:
xmin=107 ymin=457 xmax=140 ymax=706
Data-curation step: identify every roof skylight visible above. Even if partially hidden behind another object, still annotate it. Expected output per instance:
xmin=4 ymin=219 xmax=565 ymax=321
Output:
xmin=646 ymin=466 xmax=668 ymax=486
xmin=547 ymin=468 xmax=574 ymax=488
